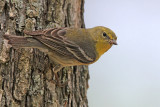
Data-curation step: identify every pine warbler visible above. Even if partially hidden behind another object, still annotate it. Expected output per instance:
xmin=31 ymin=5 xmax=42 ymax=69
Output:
xmin=3 ymin=26 xmax=117 ymax=86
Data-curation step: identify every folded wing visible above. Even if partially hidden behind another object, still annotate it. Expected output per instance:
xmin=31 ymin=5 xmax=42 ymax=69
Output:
xmin=26 ymin=28 xmax=96 ymax=64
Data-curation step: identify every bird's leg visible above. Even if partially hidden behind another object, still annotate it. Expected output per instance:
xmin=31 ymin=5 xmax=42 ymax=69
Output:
xmin=52 ymin=64 xmax=68 ymax=87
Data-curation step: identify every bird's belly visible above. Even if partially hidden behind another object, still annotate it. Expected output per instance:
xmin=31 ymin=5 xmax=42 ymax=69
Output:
xmin=48 ymin=52 xmax=87 ymax=66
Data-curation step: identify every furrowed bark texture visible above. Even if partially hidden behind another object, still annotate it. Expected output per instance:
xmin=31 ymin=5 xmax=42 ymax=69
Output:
xmin=0 ymin=0 xmax=89 ymax=107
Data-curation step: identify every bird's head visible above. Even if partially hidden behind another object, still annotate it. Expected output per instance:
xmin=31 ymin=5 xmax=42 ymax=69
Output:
xmin=88 ymin=26 xmax=117 ymax=58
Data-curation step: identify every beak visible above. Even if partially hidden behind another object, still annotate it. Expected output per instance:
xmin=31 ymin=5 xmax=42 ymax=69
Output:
xmin=110 ymin=39 xmax=118 ymax=45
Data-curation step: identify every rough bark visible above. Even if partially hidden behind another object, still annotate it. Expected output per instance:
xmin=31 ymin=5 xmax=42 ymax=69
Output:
xmin=0 ymin=0 xmax=89 ymax=107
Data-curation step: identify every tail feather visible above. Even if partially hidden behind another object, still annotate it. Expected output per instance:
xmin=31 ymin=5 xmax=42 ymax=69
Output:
xmin=3 ymin=34 xmax=28 ymax=45
xmin=3 ymin=34 xmax=45 ymax=49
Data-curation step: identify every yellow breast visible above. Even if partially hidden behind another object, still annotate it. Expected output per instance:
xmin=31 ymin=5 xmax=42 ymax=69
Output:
xmin=95 ymin=41 xmax=112 ymax=60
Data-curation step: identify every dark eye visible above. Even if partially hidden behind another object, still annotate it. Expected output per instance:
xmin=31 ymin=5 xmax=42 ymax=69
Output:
xmin=103 ymin=32 xmax=107 ymax=37
xmin=103 ymin=32 xmax=110 ymax=39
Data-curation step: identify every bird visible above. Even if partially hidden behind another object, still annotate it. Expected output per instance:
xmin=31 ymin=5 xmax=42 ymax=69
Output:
xmin=3 ymin=26 xmax=117 ymax=86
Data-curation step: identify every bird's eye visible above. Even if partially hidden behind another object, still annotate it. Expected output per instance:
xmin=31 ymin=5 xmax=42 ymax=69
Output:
xmin=103 ymin=32 xmax=107 ymax=37
xmin=103 ymin=32 xmax=110 ymax=39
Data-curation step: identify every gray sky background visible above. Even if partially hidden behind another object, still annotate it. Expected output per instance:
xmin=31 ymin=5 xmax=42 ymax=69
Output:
xmin=84 ymin=0 xmax=160 ymax=107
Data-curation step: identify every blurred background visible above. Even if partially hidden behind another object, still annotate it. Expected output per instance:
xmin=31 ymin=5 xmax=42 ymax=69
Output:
xmin=84 ymin=0 xmax=160 ymax=107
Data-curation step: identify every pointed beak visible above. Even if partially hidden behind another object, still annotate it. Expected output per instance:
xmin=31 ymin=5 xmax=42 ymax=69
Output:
xmin=110 ymin=39 xmax=118 ymax=45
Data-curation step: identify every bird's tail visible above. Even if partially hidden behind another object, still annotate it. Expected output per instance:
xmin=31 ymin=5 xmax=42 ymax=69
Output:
xmin=3 ymin=34 xmax=42 ymax=49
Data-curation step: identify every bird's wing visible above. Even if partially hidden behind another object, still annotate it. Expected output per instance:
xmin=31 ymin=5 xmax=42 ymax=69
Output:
xmin=24 ymin=28 xmax=95 ymax=63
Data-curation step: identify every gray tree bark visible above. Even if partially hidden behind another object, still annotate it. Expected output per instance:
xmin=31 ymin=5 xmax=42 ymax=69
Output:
xmin=0 ymin=0 xmax=89 ymax=107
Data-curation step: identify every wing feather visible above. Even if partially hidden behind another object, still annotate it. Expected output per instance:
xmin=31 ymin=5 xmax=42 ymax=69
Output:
xmin=29 ymin=28 xmax=96 ymax=64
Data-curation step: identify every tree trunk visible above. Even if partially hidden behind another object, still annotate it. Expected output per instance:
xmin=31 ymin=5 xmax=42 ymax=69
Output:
xmin=0 ymin=0 xmax=89 ymax=107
